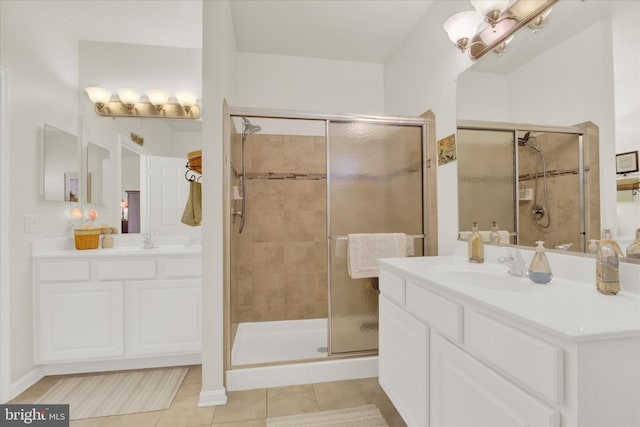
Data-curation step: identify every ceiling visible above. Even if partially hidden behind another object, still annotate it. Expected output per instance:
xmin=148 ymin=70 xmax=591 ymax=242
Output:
xmin=229 ymin=0 xmax=435 ymax=63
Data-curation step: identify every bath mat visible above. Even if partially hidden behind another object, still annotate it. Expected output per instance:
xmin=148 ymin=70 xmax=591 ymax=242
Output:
xmin=266 ymin=404 xmax=389 ymax=427
xmin=35 ymin=367 xmax=187 ymax=420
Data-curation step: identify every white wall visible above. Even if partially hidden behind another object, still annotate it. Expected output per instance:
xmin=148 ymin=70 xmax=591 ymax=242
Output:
xmin=0 ymin=1 xmax=80 ymax=394
xmin=384 ymin=1 xmax=474 ymax=255
xmin=201 ymin=0 xmax=236 ymax=406
xmin=234 ymin=52 xmax=384 ymax=114
xmin=456 ymin=72 xmax=508 ymax=122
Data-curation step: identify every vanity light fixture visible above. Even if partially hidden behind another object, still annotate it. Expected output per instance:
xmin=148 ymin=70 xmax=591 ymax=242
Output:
xmin=84 ymin=87 xmax=201 ymax=119
xmin=470 ymin=0 xmax=512 ymax=27
xmin=146 ymin=89 xmax=169 ymax=112
xmin=85 ymin=87 xmax=111 ymax=113
xmin=493 ymin=35 xmax=514 ymax=55
xmin=117 ymin=88 xmax=139 ymax=112
xmin=443 ymin=0 xmax=557 ymax=60
xmin=175 ymin=91 xmax=198 ymax=114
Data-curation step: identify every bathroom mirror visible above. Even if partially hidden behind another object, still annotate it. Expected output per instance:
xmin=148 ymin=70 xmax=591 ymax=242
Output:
xmin=86 ymin=142 xmax=110 ymax=205
xmin=456 ymin=1 xmax=637 ymax=254
xmin=81 ymin=116 xmax=202 ymax=234
xmin=43 ymin=123 xmax=80 ymax=202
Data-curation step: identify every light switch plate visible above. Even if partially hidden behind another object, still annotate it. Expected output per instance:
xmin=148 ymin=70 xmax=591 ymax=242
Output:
xmin=24 ymin=214 xmax=39 ymax=233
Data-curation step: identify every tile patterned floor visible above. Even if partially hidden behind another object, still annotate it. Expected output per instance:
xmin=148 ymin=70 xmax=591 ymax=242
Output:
xmin=10 ymin=365 xmax=407 ymax=427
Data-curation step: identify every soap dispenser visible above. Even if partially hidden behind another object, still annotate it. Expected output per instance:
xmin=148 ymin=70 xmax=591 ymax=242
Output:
xmin=529 ymin=241 xmax=552 ymax=284
xmin=596 ymin=229 xmax=624 ymax=295
xmin=468 ymin=221 xmax=484 ymax=263
xmin=626 ymin=228 xmax=640 ymax=260
xmin=489 ymin=221 xmax=502 ymax=244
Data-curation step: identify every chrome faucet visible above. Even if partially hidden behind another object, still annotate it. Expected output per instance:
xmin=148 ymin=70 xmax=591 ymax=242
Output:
xmin=142 ymin=233 xmax=157 ymax=249
xmin=555 ymin=243 xmax=573 ymax=251
xmin=498 ymin=248 xmax=528 ymax=277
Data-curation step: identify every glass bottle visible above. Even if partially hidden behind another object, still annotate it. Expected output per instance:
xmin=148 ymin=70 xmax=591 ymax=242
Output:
xmin=596 ymin=229 xmax=624 ymax=295
xmin=528 ymin=241 xmax=552 ymax=284
xmin=468 ymin=221 xmax=484 ymax=263
xmin=489 ymin=221 xmax=501 ymax=244
xmin=626 ymin=229 xmax=640 ymax=260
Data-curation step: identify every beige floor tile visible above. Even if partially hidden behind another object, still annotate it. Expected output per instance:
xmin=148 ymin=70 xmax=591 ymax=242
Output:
xmin=183 ymin=365 xmax=202 ymax=385
xmin=212 ymin=420 xmax=266 ymax=427
xmin=155 ymin=397 xmax=215 ymax=427
xmin=96 ymin=410 xmax=162 ymax=427
xmin=354 ymin=378 xmax=407 ymax=427
xmin=312 ymin=379 xmax=367 ymax=411
xmin=174 ymin=381 xmax=202 ymax=400
xmin=266 ymin=384 xmax=319 ymax=418
xmin=69 ymin=417 xmax=105 ymax=427
xmin=212 ymin=389 xmax=266 ymax=423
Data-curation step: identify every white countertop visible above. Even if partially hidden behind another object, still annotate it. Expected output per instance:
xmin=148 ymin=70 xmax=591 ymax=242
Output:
xmin=32 ymin=236 xmax=202 ymax=258
xmin=379 ymin=248 xmax=640 ymax=342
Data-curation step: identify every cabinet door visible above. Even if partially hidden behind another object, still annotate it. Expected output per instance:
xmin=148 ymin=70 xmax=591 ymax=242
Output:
xmin=430 ymin=332 xmax=560 ymax=427
xmin=379 ymin=296 xmax=429 ymax=427
xmin=38 ymin=282 xmax=124 ymax=362
xmin=127 ymin=278 xmax=201 ymax=355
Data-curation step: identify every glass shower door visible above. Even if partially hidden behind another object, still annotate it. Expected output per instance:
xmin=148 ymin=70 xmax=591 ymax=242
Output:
xmin=327 ymin=121 xmax=424 ymax=355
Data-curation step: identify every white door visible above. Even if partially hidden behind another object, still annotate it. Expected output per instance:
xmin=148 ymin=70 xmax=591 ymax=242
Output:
xmin=379 ymin=296 xmax=429 ymax=427
xmin=430 ymin=332 xmax=560 ymax=427
xmin=148 ymin=155 xmax=196 ymax=235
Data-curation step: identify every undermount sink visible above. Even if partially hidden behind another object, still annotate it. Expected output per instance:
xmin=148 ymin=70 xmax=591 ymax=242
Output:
xmin=430 ymin=264 xmax=534 ymax=292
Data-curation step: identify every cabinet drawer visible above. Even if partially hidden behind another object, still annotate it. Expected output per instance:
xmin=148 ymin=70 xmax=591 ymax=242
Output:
xmin=379 ymin=268 xmax=406 ymax=306
xmin=163 ymin=258 xmax=201 ymax=278
xmin=405 ymin=280 xmax=462 ymax=343
xmin=38 ymin=261 xmax=90 ymax=282
xmin=465 ymin=310 xmax=564 ymax=404
xmin=97 ymin=260 xmax=156 ymax=280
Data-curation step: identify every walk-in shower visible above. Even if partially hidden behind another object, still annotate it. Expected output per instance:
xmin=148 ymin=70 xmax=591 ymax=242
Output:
xmin=457 ymin=120 xmax=600 ymax=252
xmin=224 ymin=107 xmax=436 ymax=390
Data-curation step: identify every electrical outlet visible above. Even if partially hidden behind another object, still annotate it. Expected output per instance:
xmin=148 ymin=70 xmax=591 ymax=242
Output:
xmin=24 ymin=214 xmax=39 ymax=233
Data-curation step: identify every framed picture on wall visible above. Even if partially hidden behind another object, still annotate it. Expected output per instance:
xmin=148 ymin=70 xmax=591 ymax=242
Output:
xmin=616 ymin=151 xmax=639 ymax=174
xmin=64 ymin=171 xmax=79 ymax=202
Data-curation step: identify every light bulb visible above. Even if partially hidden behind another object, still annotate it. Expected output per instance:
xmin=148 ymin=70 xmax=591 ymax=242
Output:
xmin=175 ymin=91 xmax=198 ymax=114
xmin=443 ymin=11 xmax=483 ymax=51
xmin=146 ymin=89 xmax=169 ymax=112
xmin=85 ymin=87 xmax=111 ymax=111
xmin=117 ymin=88 xmax=139 ymax=111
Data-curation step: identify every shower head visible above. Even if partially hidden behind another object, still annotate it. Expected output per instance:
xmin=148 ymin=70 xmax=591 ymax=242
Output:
xmin=517 ymin=132 xmax=531 ymax=146
xmin=517 ymin=131 xmax=541 ymax=152
xmin=242 ymin=117 xmax=261 ymax=135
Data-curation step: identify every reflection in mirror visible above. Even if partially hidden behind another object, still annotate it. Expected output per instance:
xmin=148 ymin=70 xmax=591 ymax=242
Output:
xmin=457 ymin=121 xmax=599 ymax=253
xmin=43 ymin=124 xmax=79 ymax=202
xmin=121 ymin=145 xmax=141 ymax=233
xmin=86 ymin=142 xmax=110 ymax=205
xmin=455 ymin=1 xmax=640 ymax=256
xmin=81 ymin=116 xmax=202 ymax=236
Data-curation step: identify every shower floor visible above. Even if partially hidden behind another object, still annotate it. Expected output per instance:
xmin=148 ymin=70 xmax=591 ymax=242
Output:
xmin=231 ymin=318 xmax=328 ymax=366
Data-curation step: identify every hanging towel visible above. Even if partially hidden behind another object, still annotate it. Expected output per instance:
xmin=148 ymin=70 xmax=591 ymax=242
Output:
xmin=181 ymin=181 xmax=202 ymax=226
xmin=347 ymin=233 xmax=407 ymax=279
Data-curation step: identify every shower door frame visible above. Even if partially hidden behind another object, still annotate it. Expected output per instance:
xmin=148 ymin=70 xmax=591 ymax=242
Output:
xmin=223 ymin=105 xmax=432 ymax=371
xmin=457 ymin=120 xmax=586 ymax=251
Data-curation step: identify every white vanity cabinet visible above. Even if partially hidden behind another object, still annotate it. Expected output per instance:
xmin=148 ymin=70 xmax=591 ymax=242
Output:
xmin=379 ymin=256 xmax=640 ymax=427
xmin=33 ymin=249 xmax=202 ymax=372
xmin=39 ymin=281 xmax=124 ymax=361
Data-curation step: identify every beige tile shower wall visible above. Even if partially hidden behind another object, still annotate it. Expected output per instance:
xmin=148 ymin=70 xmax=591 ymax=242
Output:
xmin=518 ymin=126 xmax=599 ymax=251
xmin=235 ymin=134 xmax=327 ymax=323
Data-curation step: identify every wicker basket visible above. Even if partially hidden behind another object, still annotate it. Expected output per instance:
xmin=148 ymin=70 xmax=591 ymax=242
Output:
xmin=74 ymin=228 xmax=101 ymax=250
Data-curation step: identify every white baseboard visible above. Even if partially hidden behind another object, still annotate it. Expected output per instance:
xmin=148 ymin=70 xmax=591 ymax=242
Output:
xmin=198 ymin=387 xmax=227 ymax=406
xmin=226 ymin=356 xmax=378 ymax=391
xmin=40 ymin=354 xmax=201 ymax=376
xmin=8 ymin=366 xmax=44 ymax=403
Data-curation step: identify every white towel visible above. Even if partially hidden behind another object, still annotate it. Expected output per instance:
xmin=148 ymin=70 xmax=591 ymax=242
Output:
xmin=347 ymin=233 xmax=407 ymax=279
xmin=459 ymin=230 xmax=510 ymax=244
